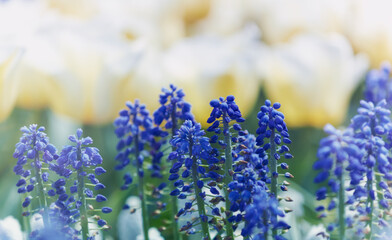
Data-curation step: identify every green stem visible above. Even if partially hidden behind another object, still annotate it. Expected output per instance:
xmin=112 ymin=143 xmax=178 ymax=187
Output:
xmin=169 ymin=108 xmax=180 ymax=240
xmin=22 ymin=195 xmax=31 ymax=239
xmin=269 ymin=130 xmax=278 ymax=238
xmin=338 ymin=168 xmax=345 ymax=240
xmin=33 ymin=141 xmax=49 ymax=227
xmin=365 ymin=173 xmax=373 ymax=240
xmin=190 ymin=138 xmax=210 ymax=240
xmin=222 ymin=113 xmax=234 ymax=239
xmin=135 ymin=134 xmax=150 ymax=240
xmin=263 ymin=210 xmax=269 ymax=240
xmin=77 ymin=146 xmax=89 ymax=240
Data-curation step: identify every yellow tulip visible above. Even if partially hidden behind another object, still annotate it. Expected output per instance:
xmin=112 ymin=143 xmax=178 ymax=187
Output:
xmin=262 ymin=33 xmax=368 ymax=127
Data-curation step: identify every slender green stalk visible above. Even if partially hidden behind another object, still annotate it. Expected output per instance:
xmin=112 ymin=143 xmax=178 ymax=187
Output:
xmin=222 ymin=114 xmax=234 ymax=239
xmin=169 ymin=108 xmax=181 ymax=240
xmin=338 ymin=167 xmax=345 ymax=240
xmin=365 ymin=174 xmax=373 ymax=240
xmin=135 ymin=134 xmax=150 ymax=240
xmin=22 ymin=195 xmax=31 ymax=240
xmin=263 ymin=211 xmax=269 ymax=240
xmin=269 ymin=130 xmax=278 ymax=238
xmin=190 ymin=139 xmax=211 ymax=240
xmin=77 ymin=147 xmax=89 ymax=240
xmin=33 ymin=143 xmax=49 ymax=227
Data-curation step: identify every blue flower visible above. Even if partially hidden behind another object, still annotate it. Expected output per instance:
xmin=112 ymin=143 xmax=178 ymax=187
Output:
xmin=53 ymin=129 xmax=111 ymax=238
xmin=364 ymin=63 xmax=392 ymax=107
xmin=114 ymin=100 xmax=168 ymax=186
xmin=169 ymin=120 xmax=216 ymax=236
xmin=153 ymin=84 xmax=194 ymax=131
xmin=13 ymin=124 xmax=58 ymax=220
xmin=241 ymin=187 xmax=286 ymax=238
xmin=348 ymin=100 xmax=392 ymax=237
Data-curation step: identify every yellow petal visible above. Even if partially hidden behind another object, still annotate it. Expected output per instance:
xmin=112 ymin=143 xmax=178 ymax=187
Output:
xmin=0 ymin=48 xmax=22 ymax=121
xmin=262 ymin=33 xmax=368 ymax=127
xmin=247 ymin=0 xmax=349 ymax=44
xmin=163 ymin=27 xmax=263 ymax=125
xmin=346 ymin=0 xmax=392 ymax=67
xmin=47 ymin=34 xmax=139 ymax=124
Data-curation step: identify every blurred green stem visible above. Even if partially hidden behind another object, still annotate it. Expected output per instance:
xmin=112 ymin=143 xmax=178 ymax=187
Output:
xmin=338 ymin=168 xmax=345 ymax=240
xmin=77 ymin=146 xmax=89 ymax=240
xmin=33 ymin=138 xmax=49 ymax=227
xmin=222 ymin=113 xmax=234 ymax=239
xmin=135 ymin=134 xmax=150 ymax=240
xmin=169 ymin=108 xmax=180 ymax=240
xmin=190 ymin=139 xmax=210 ymax=240
xmin=269 ymin=130 xmax=278 ymax=238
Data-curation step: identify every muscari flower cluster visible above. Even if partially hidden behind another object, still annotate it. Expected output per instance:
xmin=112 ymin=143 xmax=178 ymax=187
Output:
xmin=112 ymin=84 xmax=295 ymax=240
xmin=313 ymin=124 xmax=364 ymax=237
xmin=153 ymin=84 xmax=194 ymax=133
xmin=13 ymin=126 xmax=111 ymax=240
xmin=167 ymin=99 xmax=293 ymax=240
xmin=168 ymin=120 xmax=217 ymax=239
xmin=314 ymin=66 xmax=392 ymax=239
xmin=51 ymin=129 xmax=111 ymax=239
xmin=230 ymin=100 xmax=293 ymax=240
xmin=13 ymin=125 xmax=57 ymax=225
xmin=114 ymin=99 xmax=168 ymax=240
xmin=364 ymin=63 xmax=392 ymax=107
xmin=206 ymin=95 xmax=246 ymax=238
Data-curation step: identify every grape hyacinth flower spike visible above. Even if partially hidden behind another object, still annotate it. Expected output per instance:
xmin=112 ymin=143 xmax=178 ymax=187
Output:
xmin=169 ymin=120 xmax=216 ymax=240
xmin=153 ymin=84 xmax=194 ymax=240
xmin=13 ymin=124 xmax=57 ymax=227
xmin=364 ymin=62 xmax=392 ymax=107
xmin=54 ymin=129 xmax=111 ymax=240
xmin=313 ymin=124 xmax=364 ymax=239
xmin=206 ymin=95 xmax=246 ymax=238
xmin=114 ymin=100 xmax=167 ymax=240
xmin=255 ymin=100 xmax=293 ymax=239
xmin=349 ymin=100 xmax=392 ymax=239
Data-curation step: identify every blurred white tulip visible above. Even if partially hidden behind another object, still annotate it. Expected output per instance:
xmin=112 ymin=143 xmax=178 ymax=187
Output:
xmin=262 ymin=33 xmax=368 ymax=127
xmin=163 ymin=25 xmax=264 ymax=125
xmin=0 ymin=216 xmax=23 ymax=240
xmin=345 ymin=0 xmax=392 ymax=67
xmin=96 ymin=0 xmax=186 ymax=47
xmin=246 ymin=0 xmax=351 ymax=44
xmin=191 ymin=0 xmax=247 ymax=36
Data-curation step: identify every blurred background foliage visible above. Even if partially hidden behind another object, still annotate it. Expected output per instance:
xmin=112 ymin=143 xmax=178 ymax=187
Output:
xmin=0 ymin=0 xmax=390 ymax=239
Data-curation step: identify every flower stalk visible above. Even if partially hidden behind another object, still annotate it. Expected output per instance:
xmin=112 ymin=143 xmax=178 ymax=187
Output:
xmin=222 ymin=112 xmax=234 ymax=239
xmin=135 ymin=134 xmax=150 ymax=240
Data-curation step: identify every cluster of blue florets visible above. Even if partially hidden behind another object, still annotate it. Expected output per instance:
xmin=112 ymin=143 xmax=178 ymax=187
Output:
xmin=113 ymin=85 xmax=294 ymax=239
xmin=314 ymin=64 xmax=392 ymax=238
xmin=13 ymin=126 xmax=111 ymax=239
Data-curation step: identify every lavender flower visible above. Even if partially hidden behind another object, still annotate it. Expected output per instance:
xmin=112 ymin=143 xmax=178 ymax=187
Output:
xmin=13 ymin=124 xmax=57 ymax=227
